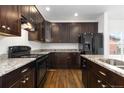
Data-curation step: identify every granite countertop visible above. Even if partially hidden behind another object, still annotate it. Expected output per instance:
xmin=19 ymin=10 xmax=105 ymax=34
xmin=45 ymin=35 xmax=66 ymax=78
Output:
xmin=0 ymin=51 xmax=50 ymax=77
xmin=0 ymin=58 xmax=36 ymax=77
xmin=81 ymin=55 xmax=124 ymax=77
xmin=33 ymin=49 xmax=80 ymax=53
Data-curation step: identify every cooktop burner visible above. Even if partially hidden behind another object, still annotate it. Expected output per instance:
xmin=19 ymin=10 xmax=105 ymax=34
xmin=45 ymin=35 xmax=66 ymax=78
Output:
xmin=16 ymin=54 xmax=44 ymax=58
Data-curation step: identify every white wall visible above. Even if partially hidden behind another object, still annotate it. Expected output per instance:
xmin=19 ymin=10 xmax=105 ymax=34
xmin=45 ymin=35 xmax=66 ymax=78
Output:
xmin=108 ymin=20 xmax=124 ymax=32
xmin=98 ymin=12 xmax=109 ymax=57
xmin=39 ymin=43 xmax=78 ymax=49
xmin=0 ymin=29 xmax=78 ymax=55
xmin=0 ymin=30 xmax=42 ymax=55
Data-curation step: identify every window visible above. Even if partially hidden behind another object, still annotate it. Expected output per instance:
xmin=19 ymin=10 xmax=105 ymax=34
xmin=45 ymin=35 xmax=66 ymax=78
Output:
xmin=109 ymin=32 xmax=124 ymax=55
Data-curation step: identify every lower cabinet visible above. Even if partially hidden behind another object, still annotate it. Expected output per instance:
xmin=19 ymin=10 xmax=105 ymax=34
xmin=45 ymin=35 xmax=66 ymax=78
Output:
xmin=2 ymin=62 xmax=35 ymax=88
xmin=0 ymin=77 xmax=2 ymax=88
xmin=81 ymin=56 xmax=124 ymax=88
xmin=48 ymin=52 xmax=80 ymax=69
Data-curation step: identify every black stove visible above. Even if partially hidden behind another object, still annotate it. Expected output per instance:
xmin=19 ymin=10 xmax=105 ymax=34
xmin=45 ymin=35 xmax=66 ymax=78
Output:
xmin=18 ymin=54 xmax=44 ymax=58
xmin=8 ymin=46 xmax=44 ymax=58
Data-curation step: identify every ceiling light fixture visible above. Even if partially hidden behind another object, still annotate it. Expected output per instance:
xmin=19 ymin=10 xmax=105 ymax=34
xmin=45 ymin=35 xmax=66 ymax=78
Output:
xmin=46 ymin=7 xmax=50 ymax=11
xmin=74 ymin=12 xmax=78 ymax=17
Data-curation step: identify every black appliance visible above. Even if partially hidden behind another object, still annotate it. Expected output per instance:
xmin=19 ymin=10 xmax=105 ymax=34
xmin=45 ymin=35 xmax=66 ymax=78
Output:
xmin=8 ymin=46 xmax=47 ymax=88
xmin=79 ymin=32 xmax=104 ymax=54
xmin=35 ymin=55 xmax=48 ymax=87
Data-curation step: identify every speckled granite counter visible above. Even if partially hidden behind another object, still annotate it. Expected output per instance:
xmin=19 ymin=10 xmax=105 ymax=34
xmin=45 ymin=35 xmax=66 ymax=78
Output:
xmin=81 ymin=55 xmax=124 ymax=77
xmin=32 ymin=49 xmax=80 ymax=53
xmin=0 ymin=51 xmax=50 ymax=77
xmin=0 ymin=58 xmax=36 ymax=77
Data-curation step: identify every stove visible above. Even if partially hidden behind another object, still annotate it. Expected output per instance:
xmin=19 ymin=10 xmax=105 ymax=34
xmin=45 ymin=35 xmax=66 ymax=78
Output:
xmin=18 ymin=54 xmax=45 ymax=58
xmin=8 ymin=46 xmax=45 ymax=58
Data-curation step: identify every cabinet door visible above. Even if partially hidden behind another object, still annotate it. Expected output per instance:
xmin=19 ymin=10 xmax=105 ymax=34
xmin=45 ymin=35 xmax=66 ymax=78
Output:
xmin=0 ymin=77 xmax=2 ymax=88
xmin=45 ymin=21 xmax=52 ymax=42
xmin=68 ymin=53 xmax=80 ymax=69
xmin=30 ymin=5 xmax=37 ymax=24
xmin=6 ymin=5 xmax=21 ymax=36
xmin=61 ymin=23 xmax=70 ymax=43
xmin=51 ymin=23 xmax=70 ymax=43
xmin=21 ymin=69 xmax=35 ymax=88
xmin=80 ymin=23 xmax=98 ymax=33
xmin=51 ymin=23 xmax=61 ymax=43
xmin=10 ymin=79 xmax=21 ymax=88
xmin=81 ymin=58 xmax=88 ymax=87
xmin=0 ymin=6 xmax=20 ymax=36
xmin=0 ymin=6 xmax=7 ymax=32
xmin=69 ymin=24 xmax=81 ymax=43
xmin=20 ymin=5 xmax=30 ymax=20
xmin=38 ymin=22 xmax=45 ymax=42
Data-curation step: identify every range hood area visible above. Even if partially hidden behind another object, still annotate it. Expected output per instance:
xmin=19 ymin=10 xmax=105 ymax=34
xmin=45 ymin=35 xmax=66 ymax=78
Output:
xmin=21 ymin=16 xmax=35 ymax=31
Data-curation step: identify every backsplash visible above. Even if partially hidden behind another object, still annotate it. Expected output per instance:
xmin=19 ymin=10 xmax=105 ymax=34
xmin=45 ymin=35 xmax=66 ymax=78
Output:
xmin=0 ymin=29 xmax=79 ymax=55
xmin=0 ymin=30 xmax=42 ymax=55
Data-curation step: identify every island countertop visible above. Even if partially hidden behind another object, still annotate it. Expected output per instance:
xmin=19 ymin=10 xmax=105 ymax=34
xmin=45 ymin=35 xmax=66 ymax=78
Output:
xmin=81 ymin=55 xmax=124 ymax=77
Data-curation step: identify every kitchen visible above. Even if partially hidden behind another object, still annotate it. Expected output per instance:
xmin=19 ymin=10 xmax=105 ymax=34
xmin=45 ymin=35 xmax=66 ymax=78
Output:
xmin=0 ymin=4 xmax=124 ymax=88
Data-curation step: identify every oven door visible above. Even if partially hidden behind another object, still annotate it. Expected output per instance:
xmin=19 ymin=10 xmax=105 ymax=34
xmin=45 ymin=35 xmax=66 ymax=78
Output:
xmin=36 ymin=55 xmax=48 ymax=87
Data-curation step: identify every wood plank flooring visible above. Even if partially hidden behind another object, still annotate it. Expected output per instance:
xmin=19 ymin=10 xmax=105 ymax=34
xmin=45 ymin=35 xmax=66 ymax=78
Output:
xmin=43 ymin=69 xmax=84 ymax=88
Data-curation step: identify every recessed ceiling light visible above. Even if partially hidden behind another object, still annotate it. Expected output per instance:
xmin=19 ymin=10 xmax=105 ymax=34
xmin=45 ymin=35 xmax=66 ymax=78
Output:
xmin=74 ymin=13 xmax=78 ymax=17
xmin=46 ymin=7 xmax=50 ymax=11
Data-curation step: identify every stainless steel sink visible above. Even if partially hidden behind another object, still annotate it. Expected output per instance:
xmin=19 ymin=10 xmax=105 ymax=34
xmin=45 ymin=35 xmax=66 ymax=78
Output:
xmin=98 ymin=58 xmax=124 ymax=70
xmin=118 ymin=67 xmax=124 ymax=69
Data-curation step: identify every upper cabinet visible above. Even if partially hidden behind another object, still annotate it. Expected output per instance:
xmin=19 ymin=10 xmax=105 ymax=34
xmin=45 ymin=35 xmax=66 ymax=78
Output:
xmin=0 ymin=6 xmax=21 ymax=36
xmin=20 ymin=5 xmax=30 ymax=21
xmin=51 ymin=23 xmax=70 ymax=43
xmin=69 ymin=23 xmax=81 ymax=43
xmin=44 ymin=22 xmax=98 ymax=43
xmin=20 ymin=5 xmax=45 ymax=42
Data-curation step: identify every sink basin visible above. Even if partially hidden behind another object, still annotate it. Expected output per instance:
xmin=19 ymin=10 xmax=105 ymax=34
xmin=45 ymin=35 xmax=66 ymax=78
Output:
xmin=98 ymin=58 xmax=124 ymax=70
xmin=118 ymin=67 xmax=124 ymax=69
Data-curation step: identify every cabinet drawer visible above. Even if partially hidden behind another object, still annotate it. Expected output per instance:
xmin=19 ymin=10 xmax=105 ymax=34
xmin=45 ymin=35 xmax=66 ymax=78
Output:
xmin=3 ymin=61 xmax=34 ymax=88
xmin=91 ymin=62 xmax=115 ymax=85
xmin=91 ymin=62 xmax=124 ymax=87
xmin=92 ymin=73 xmax=111 ymax=88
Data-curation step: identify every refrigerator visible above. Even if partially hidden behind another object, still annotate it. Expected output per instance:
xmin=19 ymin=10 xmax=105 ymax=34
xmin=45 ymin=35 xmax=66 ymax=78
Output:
xmin=79 ymin=32 xmax=104 ymax=55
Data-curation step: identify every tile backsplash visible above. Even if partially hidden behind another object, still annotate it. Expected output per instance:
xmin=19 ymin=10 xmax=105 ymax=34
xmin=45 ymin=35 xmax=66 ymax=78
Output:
xmin=0 ymin=30 xmax=78 ymax=55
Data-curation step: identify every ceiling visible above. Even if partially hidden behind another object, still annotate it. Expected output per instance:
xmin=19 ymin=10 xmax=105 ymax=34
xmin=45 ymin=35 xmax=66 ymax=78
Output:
xmin=36 ymin=5 xmax=124 ymax=22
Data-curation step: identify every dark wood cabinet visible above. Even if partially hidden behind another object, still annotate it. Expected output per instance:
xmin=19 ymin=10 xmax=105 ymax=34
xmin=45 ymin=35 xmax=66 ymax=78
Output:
xmin=44 ymin=22 xmax=98 ymax=43
xmin=51 ymin=23 xmax=61 ymax=43
xmin=48 ymin=52 xmax=80 ymax=69
xmin=20 ymin=5 xmax=30 ymax=20
xmin=51 ymin=23 xmax=70 ymax=43
xmin=0 ymin=77 xmax=2 ymax=88
xmin=0 ymin=5 xmax=21 ymax=36
xmin=69 ymin=23 xmax=81 ymax=43
xmin=45 ymin=21 xmax=52 ymax=42
xmin=81 ymin=56 xmax=124 ymax=88
xmin=2 ymin=61 xmax=35 ymax=88
xmin=26 ymin=5 xmax=45 ymax=42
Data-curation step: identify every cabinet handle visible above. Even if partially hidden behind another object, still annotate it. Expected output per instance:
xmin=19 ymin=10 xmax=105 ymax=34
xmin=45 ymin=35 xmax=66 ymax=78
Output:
xmin=99 ymin=71 xmax=106 ymax=76
xmin=25 ymin=77 xmax=29 ymax=81
xmin=97 ymin=80 xmax=102 ymax=83
xmin=101 ymin=84 xmax=107 ymax=88
xmin=2 ymin=25 xmax=6 ymax=28
xmin=7 ymin=27 xmax=11 ymax=30
xmin=21 ymin=80 xmax=26 ymax=84
xmin=21 ymin=68 xmax=28 ymax=73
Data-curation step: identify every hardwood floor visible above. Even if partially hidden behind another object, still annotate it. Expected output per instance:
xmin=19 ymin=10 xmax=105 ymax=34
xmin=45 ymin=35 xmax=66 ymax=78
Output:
xmin=43 ymin=69 xmax=84 ymax=88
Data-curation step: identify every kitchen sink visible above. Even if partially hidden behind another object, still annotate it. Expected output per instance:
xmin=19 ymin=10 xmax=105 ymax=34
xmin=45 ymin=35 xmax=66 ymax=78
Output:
xmin=118 ymin=67 xmax=124 ymax=69
xmin=98 ymin=58 xmax=124 ymax=70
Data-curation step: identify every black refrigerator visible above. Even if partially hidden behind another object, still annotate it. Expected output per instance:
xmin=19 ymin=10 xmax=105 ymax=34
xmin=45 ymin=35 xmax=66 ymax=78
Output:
xmin=79 ymin=32 xmax=104 ymax=55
